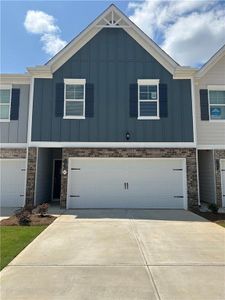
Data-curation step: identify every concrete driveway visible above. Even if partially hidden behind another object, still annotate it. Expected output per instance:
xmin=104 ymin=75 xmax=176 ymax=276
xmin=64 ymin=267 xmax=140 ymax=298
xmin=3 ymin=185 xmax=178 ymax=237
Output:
xmin=1 ymin=210 xmax=225 ymax=300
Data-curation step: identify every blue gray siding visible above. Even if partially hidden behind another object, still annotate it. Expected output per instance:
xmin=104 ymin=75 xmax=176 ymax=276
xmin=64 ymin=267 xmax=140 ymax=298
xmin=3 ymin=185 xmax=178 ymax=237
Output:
xmin=32 ymin=28 xmax=193 ymax=142
xmin=0 ymin=84 xmax=30 ymax=143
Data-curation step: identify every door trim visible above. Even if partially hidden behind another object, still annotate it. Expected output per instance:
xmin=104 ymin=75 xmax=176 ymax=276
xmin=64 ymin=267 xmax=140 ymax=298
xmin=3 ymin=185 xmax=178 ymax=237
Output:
xmin=51 ymin=159 xmax=62 ymax=201
xmin=221 ymin=159 xmax=225 ymax=208
xmin=66 ymin=157 xmax=188 ymax=210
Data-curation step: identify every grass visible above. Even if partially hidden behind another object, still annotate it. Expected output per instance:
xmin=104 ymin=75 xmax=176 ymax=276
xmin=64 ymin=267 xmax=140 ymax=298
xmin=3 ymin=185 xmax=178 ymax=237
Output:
xmin=215 ymin=220 xmax=225 ymax=228
xmin=0 ymin=226 xmax=47 ymax=270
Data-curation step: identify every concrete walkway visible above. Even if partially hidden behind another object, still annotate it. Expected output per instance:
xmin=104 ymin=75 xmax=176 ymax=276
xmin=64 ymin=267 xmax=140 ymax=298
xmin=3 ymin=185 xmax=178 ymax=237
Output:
xmin=1 ymin=210 xmax=225 ymax=300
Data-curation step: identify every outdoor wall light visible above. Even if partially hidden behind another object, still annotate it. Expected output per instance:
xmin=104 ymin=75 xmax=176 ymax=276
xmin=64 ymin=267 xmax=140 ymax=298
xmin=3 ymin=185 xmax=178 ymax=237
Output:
xmin=62 ymin=158 xmax=68 ymax=175
xmin=126 ymin=132 xmax=130 ymax=141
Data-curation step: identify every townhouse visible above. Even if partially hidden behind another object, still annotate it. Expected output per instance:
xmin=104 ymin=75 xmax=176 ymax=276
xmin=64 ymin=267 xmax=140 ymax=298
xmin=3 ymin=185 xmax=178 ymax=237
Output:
xmin=0 ymin=5 xmax=224 ymax=210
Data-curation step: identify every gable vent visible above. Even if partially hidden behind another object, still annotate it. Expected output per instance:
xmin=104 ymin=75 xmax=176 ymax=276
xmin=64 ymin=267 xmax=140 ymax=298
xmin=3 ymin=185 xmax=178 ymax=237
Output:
xmin=96 ymin=10 xmax=130 ymax=28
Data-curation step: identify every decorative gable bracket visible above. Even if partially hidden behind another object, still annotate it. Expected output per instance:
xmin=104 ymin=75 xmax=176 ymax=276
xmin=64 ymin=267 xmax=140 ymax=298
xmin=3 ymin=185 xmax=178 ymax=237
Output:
xmin=96 ymin=10 xmax=130 ymax=28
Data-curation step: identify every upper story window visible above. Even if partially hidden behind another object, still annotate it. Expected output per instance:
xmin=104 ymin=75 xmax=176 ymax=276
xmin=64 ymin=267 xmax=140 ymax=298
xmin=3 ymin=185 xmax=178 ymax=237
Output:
xmin=208 ymin=86 xmax=225 ymax=121
xmin=137 ymin=79 xmax=160 ymax=120
xmin=0 ymin=85 xmax=11 ymax=122
xmin=64 ymin=79 xmax=86 ymax=119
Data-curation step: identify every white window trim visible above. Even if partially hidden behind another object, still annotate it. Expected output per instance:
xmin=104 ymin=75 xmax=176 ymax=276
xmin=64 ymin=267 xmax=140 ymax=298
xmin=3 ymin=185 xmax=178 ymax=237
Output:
xmin=0 ymin=84 xmax=12 ymax=122
xmin=137 ymin=79 xmax=160 ymax=120
xmin=207 ymin=85 xmax=225 ymax=122
xmin=63 ymin=79 xmax=86 ymax=119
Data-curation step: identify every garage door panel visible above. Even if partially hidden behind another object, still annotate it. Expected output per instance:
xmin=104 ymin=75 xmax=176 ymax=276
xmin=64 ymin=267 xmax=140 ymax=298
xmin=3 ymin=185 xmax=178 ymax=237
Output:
xmin=67 ymin=158 xmax=186 ymax=209
xmin=0 ymin=160 xmax=26 ymax=207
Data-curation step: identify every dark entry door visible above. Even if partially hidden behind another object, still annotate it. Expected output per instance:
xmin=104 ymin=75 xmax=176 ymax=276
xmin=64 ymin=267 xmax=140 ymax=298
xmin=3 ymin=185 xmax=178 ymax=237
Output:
xmin=53 ymin=160 xmax=62 ymax=200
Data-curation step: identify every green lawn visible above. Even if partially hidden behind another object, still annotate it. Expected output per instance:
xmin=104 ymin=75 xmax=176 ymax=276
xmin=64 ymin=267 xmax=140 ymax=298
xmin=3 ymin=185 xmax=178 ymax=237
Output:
xmin=0 ymin=226 xmax=47 ymax=270
xmin=216 ymin=221 xmax=225 ymax=228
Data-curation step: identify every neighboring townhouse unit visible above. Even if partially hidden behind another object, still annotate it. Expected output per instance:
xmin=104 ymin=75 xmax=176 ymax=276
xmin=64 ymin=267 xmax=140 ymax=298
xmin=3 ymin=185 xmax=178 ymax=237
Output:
xmin=195 ymin=45 xmax=225 ymax=209
xmin=0 ymin=74 xmax=31 ymax=207
xmin=1 ymin=5 xmax=200 ymax=210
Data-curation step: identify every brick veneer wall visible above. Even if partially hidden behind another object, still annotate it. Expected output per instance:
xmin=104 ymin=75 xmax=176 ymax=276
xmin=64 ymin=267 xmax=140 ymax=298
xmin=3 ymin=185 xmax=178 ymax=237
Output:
xmin=25 ymin=147 xmax=37 ymax=207
xmin=214 ymin=150 xmax=225 ymax=207
xmin=0 ymin=148 xmax=26 ymax=159
xmin=61 ymin=148 xmax=198 ymax=209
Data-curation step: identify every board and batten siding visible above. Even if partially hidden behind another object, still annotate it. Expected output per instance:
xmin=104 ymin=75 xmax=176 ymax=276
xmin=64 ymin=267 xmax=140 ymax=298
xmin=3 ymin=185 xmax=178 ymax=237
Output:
xmin=196 ymin=56 xmax=225 ymax=145
xmin=0 ymin=84 xmax=30 ymax=143
xmin=32 ymin=28 xmax=194 ymax=142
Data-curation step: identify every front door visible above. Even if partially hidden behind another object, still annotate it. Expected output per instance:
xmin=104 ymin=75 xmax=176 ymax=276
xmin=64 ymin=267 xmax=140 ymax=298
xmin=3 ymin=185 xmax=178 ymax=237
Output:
xmin=53 ymin=160 xmax=62 ymax=200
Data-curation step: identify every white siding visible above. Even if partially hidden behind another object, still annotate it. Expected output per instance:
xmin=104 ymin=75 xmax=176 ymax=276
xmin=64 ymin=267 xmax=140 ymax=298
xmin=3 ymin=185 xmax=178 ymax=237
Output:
xmin=195 ymin=56 xmax=225 ymax=146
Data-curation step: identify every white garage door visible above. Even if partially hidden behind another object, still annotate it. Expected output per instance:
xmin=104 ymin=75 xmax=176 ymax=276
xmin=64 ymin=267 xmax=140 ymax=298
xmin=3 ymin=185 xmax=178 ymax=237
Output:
xmin=67 ymin=158 xmax=187 ymax=209
xmin=221 ymin=160 xmax=225 ymax=207
xmin=0 ymin=159 xmax=26 ymax=207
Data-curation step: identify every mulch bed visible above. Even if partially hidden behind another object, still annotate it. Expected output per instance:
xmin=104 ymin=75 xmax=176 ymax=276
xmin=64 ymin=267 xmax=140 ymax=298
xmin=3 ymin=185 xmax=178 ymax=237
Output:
xmin=0 ymin=214 xmax=56 ymax=226
xmin=191 ymin=209 xmax=225 ymax=227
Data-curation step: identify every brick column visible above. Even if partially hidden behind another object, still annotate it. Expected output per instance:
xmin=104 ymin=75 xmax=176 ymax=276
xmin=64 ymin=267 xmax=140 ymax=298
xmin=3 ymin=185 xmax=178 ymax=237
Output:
xmin=25 ymin=147 xmax=38 ymax=207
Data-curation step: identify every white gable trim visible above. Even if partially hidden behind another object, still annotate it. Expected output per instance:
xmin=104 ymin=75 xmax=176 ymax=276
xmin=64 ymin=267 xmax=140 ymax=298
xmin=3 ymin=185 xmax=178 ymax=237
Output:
xmin=196 ymin=44 xmax=225 ymax=79
xmin=44 ymin=4 xmax=178 ymax=75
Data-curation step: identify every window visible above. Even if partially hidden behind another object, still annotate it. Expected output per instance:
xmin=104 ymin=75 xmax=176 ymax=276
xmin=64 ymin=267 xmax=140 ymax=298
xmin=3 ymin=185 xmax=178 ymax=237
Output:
xmin=138 ymin=79 xmax=159 ymax=119
xmin=208 ymin=86 xmax=225 ymax=121
xmin=0 ymin=85 xmax=11 ymax=122
xmin=64 ymin=79 xmax=86 ymax=119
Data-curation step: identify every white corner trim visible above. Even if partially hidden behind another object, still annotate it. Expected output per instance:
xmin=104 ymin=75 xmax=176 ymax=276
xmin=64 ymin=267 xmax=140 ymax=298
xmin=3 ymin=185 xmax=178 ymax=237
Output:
xmin=195 ymin=149 xmax=201 ymax=206
xmin=191 ymin=77 xmax=197 ymax=145
xmin=27 ymin=77 xmax=34 ymax=144
xmin=28 ymin=142 xmax=196 ymax=148
xmin=0 ymin=143 xmax=27 ymax=148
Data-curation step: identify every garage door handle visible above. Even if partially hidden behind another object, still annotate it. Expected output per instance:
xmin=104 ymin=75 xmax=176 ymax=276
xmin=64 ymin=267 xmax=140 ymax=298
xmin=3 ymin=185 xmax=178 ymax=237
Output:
xmin=20 ymin=195 xmax=24 ymax=197
xmin=173 ymin=169 xmax=183 ymax=171
xmin=174 ymin=196 xmax=184 ymax=198
xmin=70 ymin=195 xmax=80 ymax=198
xmin=124 ymin=182 xmax=129 ymax=190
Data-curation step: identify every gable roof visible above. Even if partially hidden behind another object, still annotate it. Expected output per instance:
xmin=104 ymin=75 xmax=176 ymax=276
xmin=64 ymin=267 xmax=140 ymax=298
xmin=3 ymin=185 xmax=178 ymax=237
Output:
xmin=28 ymin=4 xmax=180 ymax=76
xmin=196 ymin=44 xmax=225 ymax=78
xmin=27 ymin=4 xmax=197 ymax=78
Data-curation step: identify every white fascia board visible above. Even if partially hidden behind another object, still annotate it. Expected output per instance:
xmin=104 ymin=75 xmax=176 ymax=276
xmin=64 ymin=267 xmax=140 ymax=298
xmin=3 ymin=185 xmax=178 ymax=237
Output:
xmin=45 ymin=5 xmax=179 ymax=75
xmin=0 ymin=143 xmax=27 ymax=148
xmin=195 ymin=44 xmax=225 ymax=79
xmin=173 ymin=67 xmax=198 ymax=79
xmin=0 ymin=74 xmax=31 ymax=85
xmin=29 ymin=142 xmax=196 ymax=148
xmin=27 ymin=66 xmax=52 ymax=78
xmin=197 ymin=145 xmax=225 ymax=150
